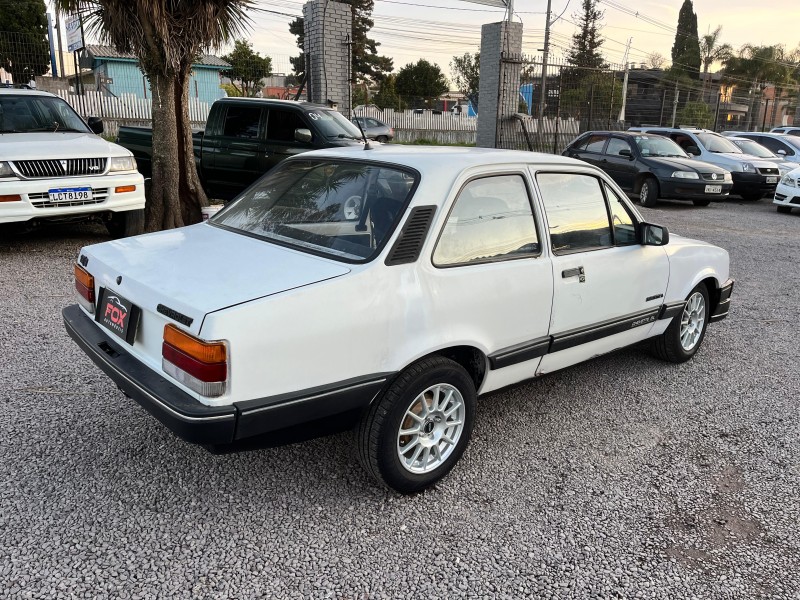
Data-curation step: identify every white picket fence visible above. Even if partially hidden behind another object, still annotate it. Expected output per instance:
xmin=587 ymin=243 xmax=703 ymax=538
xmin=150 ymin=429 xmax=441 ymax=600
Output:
xmin=57 ymin=91 xmax=212 ymax=124
xmin=354 ymin=106 xmax=477 ymax=131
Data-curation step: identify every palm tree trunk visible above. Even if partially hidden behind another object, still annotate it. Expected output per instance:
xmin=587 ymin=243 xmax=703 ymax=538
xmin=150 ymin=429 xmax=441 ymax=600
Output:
xmin=176 ymin=62 xmax=206 ymax=224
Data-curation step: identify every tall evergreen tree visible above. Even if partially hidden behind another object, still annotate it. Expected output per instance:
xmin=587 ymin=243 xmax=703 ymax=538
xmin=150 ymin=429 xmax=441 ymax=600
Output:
xmin=567 ymin=0 xmax=607 ymax=70
xmin=0 ymin=0 xmax=50 ymax=85
xmin=671 ymin=0 xmax=701 ymax=79
xmin=289 ymin=0 xmax=392 ymax=84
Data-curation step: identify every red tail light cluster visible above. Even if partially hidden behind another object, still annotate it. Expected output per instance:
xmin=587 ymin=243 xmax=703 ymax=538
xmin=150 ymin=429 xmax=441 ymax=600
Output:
xmin=162 ymin=324 xmax=228 ymax=397
xmin=74 ymin=263 xmax=95 ymax=313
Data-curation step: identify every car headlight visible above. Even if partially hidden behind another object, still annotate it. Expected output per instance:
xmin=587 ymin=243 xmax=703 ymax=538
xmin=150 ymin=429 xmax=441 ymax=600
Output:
xmin=723 ymin=171 xmax=733 ymax=182
xmin=109 ymin=156 xmax=137 ymax=172
xmin=672 ymin=171 xmax=700 ymax=179
xmin=741 ymin=162 xmax=755 ymax=173
xmin=778 ymin=164 xmax=793 ymax=177
xmin=0 ymin=161 xmax=14 ymax=177
xmin=780 ymin=174 xmax=797 ymax=187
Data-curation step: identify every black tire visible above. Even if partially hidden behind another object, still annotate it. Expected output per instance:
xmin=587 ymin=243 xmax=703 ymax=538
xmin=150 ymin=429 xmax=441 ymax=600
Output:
xmin=357 ymin=356 xmax=476 ymax=494
xmin=376 ymin=135 xmax=389 ymax=143
xmin=740 ymin=191 xmax=763 ymax=201
xmin=777 ymin=205 xmax=792 ymax=214
xmin=692 ymin=199 xmax=711 ymax=207
xmin=639 ymin=177 xmax=659 ymax=207
xmin=651 ymin=283 xmax=710 ymax=363
xmin=106 ymin=209 xmax=145 ymax=238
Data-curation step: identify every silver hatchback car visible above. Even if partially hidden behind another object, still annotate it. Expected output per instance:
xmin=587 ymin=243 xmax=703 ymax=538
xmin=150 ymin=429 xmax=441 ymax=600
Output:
xmin=353 ymin=116 xmax=395 ymax=142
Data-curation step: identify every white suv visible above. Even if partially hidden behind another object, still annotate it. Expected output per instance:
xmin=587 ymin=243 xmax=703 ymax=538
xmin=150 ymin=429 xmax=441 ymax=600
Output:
xmin=0 ymin=89 xmax=145 ymax=236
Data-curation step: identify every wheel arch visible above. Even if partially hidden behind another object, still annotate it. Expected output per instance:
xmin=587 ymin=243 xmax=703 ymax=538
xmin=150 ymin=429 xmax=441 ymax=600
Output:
xmin=393 ymin=345 xmax=488 ymax=393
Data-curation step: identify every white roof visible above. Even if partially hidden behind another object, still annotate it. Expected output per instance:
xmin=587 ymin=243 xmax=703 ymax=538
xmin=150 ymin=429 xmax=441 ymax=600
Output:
xmin=0 ymin=88 xmax=56 ymax=97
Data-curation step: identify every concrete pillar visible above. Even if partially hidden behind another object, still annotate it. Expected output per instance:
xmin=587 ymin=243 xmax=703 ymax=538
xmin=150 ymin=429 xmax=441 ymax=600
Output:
xmin=476 ymin=21 xmax=523 ymax=148
xmin=303 ymin=0 xmax=352 ymax=117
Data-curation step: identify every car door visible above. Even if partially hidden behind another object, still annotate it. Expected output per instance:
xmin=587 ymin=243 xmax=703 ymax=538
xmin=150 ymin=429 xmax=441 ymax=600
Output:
xmin=600 ymin=136 xmax=638 ymax=191
xmin=204 ymin=103 xmax=266 ymax=200
xmin=426 ymin=171 xmax=554 ymax=394
xmin=263 ymin=107 xmax=315 ymax=172
xmin=532 ymin=170 xmax=670 ymax=374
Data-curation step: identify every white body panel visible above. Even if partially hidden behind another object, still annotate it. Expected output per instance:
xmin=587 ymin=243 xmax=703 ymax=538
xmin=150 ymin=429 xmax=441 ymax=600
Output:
xmin=75 ymin=147 xmax=731 ymax=409
xmin=774 ymin=168 xmax=800 ymax=210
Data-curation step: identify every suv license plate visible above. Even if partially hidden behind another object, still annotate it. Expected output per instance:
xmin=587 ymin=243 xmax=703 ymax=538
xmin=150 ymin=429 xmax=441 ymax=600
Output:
xmin=704 ymin=185 xmax=722 ymax=194
xmin=766 ymin=176 xmax=778 ymax=184
xmin=48 ymin=187 xmax=93 ymax=202
xmin=95 ymin=288 xmax=141 ymax=345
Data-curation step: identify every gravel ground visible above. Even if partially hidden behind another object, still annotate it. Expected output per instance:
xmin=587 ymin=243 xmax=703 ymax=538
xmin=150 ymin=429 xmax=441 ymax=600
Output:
xmin=1 ymin=198 xmax=799 ymax=599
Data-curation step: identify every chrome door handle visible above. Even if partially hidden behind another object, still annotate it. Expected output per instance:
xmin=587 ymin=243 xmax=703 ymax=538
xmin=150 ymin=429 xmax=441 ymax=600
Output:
xmin=562 ymin=266 xmax=584 ymax=278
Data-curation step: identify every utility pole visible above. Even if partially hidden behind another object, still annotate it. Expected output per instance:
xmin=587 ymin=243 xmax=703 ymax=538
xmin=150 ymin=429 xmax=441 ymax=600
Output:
xmin=538 ymin=0 xmax=552 ymax=120
xmin=671 ymin=80 xmax=679 ymax=127
xmin=617 ymin=38 xmax=632 ymax=123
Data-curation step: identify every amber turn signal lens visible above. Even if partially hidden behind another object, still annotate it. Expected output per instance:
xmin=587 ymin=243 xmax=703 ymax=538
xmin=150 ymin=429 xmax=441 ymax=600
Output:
xmin=114 ymin=185 xmax=136 ymax=194
xmin=74 ymin=263 xmax=94 ymax=290
xmin=163 ymin=324 xmax=227 ymax=364
xmin=0 ymin=194 xmax=21 ymax=202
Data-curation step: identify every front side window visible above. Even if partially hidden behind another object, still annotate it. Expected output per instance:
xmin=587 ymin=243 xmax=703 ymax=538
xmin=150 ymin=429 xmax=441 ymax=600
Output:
xmin=266 ymin=109 xmax=308 ymax=142
xmin=605 ymin=137 xmax=632 ymax=156
xmin=433 ymin=175 xmax=539 ymax=266
xmin=537 ymin=173 xmax=612 ymax=254
xmin=212 ymin=160 xmax=417 ymax=262
xmin=0 ymin=95 xmax=90 ymax=133
xmin=604 ymin=185 xmax=637 ymax=245
xmin=222 ymin=105 xmax=262 ymax=138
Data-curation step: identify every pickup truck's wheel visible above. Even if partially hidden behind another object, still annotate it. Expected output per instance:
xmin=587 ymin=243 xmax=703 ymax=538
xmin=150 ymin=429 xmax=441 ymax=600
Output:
xmin=639 ymin=177 xmax=659 ymax=207
xmin=651 ymin=283 xmax=710 ymax=363
xmin=357 ymin=356 xmax=476 ymax=494
xmin=106 ymin=209 xmax=145 ymax=238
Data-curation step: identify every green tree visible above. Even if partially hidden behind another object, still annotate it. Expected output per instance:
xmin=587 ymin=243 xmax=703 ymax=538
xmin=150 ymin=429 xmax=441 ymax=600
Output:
xmin=222 ymin=40 xmax=272 ymax=97
xmin=56 ymin=0 xmax=252 ymax=230
xmin=289 ymin=1 xmax=392 ymax=84
xmin=372 ymin=73 xmax=401 ymax=109
xmin=699 ymin=26 xmax=731 ymax=98
xmin=0 ymin=0 xmax=50 ymax=85
xmin=395 ymin=59 xmax=448 ymax=107
xmin=671 ymin=0 xmax=701 ymax=79
xmin=450 ymin=52 xmax=480 ymax=110
xmin=567 ymin=0 xmax=607 ymax=70
xmin=676 ymin=100 xmax=713 ymax=128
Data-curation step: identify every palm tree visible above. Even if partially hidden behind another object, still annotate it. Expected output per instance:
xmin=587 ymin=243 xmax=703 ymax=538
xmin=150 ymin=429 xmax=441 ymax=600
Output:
xmin=55 ymin=0 xmax=253 ymax=230
xmin=699 ymin=26 xmax=731 ymax=102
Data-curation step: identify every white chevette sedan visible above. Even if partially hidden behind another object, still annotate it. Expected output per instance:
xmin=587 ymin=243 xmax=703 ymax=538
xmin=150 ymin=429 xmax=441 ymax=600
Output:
xmin=64 ymin=146 xmax=734 ymax=493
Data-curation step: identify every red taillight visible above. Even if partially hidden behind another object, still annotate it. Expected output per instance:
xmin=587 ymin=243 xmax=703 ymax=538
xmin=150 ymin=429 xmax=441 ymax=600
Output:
xmin=74 ymin=263 xmax=95 ymax=312
xmin=162 ymin=324 xmax=228 ymax=397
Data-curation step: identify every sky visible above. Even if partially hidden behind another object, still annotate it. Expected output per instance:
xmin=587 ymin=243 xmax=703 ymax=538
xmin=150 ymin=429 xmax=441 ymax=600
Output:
xmin=47 ymin=0 xmax=800 ymax=83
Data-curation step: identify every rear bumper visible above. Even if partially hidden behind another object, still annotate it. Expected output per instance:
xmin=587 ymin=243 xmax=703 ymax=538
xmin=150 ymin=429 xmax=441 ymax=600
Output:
xmin=710 ymin=279 xmax=734 ymax=323
xmin=63 ymin=305 xmax=389 ymax=445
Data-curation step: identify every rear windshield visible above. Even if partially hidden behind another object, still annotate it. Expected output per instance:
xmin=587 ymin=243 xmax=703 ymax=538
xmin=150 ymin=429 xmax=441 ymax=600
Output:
xmin=0 ymin=94 xmax=90 ymax=133
xmin=211 ymin=159 xmax=418 ymax=262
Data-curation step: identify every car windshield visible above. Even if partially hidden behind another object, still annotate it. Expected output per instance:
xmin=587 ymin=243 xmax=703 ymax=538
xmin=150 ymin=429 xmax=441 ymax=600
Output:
xmin=633 ymin=135 xmax=688 ymax=157
xmin=308 ymin=109 xmax=364 ymax=140
xmin=697 ymin=133 xmax=741 ymax=153
xmin=211 ymin=159 xmax=418 ymax=262
xmin=732 ymin=139 xmax=776 ymax=158
xmin=0 ymin=95 xmax=90 ymax=133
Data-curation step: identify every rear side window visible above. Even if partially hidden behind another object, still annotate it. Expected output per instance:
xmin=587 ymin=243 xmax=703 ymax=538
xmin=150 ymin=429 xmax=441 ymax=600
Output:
xmin=222 ymin=105 xmax=262 ymax=138
xmin=580 ymin=134 xmax=607 ymax=153
xmin=433 ymin=175 xmax=539 ymax=266
xmin=266 ymin=109 xmax=308 ymax=142
xmin=536 ymin=173 xmax=612 ymax=254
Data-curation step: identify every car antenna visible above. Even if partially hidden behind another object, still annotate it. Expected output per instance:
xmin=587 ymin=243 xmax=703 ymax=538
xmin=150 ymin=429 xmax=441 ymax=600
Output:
xmin=353 ymin=116 xmax=373 ymax=150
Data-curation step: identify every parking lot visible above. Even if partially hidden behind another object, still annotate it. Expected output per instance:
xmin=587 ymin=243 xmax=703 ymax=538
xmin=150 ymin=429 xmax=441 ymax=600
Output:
xmin=1 ymin=197 xmax=799 ymax=599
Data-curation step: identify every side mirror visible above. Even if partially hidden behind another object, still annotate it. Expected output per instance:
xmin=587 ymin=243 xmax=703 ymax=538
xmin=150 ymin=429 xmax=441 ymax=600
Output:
xmin=619 ymin=148 xmax=633 ymax=159
xmin=777 ymin=149 xmax=787 ymax=156
xmin=640 ymin=222 xmax=669 ymax=246
xmin=294 ymin=128 xmax=313 ymax=143
xmin=686 ymin=145 xmax=700 ymax=156
xmin=87 ymin=117 xmax=104 ymax=135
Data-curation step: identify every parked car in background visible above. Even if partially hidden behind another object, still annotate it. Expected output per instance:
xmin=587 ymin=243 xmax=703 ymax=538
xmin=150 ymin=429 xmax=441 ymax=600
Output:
xmin=770 ymin=126 xmax=800 ymax=137
xmin=563 ymin=131 xmax=732 ymax=207
xmin=725 ymin=136 xmax=797 ymax=176
xmin=117 ymin=98 xmax=363 ymax=202
xmin=629 ymin=127 xmax=779 ymax=200
xmin=774 ymin=166 xmax=800 ymax=214
xmin=352 ymin=116 xmax=395 ymax=142
xmin=63 ymin=146 xmax=733 ymax=494
xmin=721 ymin=131 xmax=800 ymax=165
xmin=0 ymin=88 xmax=145 ymax=237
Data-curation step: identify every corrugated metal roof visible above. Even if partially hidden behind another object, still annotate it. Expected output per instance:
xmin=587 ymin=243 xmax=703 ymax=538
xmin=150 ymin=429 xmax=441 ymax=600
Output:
xmin=84 ymin=45 xmax=229 ymax=68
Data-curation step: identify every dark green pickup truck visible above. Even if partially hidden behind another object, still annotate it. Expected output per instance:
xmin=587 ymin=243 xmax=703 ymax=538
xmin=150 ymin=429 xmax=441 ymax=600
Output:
xmin=117 ymin=98 xmax=365 ymax=201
